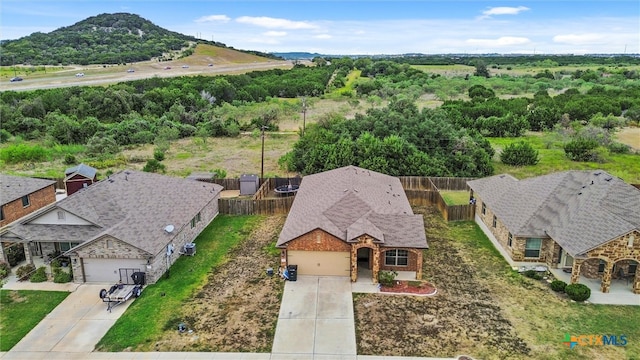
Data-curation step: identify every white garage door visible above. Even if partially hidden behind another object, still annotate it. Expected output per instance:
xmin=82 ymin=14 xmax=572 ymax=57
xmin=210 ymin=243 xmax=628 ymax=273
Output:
xmin=287 ymin=251 xmax=350 ymax=277
xmin=83 ymin=258 xmax=145 ymax=283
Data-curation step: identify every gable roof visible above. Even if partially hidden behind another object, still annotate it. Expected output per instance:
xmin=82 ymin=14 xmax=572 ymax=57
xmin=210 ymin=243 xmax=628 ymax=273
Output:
xmin=65 ymin=163 xmax=97 ymax=180
xmin=468 ymin=170 xmax=640 ymax=256
xmin=7 ymin=170 xmax=223 ymax=256
xmin=277 ymin=166 xmax=427 ymax=248
xmin=0 ymin=174 xmax=55 ymax=206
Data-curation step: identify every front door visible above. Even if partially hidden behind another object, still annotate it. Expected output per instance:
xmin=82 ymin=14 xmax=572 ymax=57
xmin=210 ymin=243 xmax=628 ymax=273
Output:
xmin=560 ymin=250 xmax=573 ymax=268
xmin=29 ymin=242 xmax=42 ymax=257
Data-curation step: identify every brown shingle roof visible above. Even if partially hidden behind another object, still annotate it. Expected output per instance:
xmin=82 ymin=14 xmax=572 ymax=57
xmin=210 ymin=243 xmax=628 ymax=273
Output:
xmin=468 ymin=170 xmax=640 ymax=256
xmin=0 ymin=174 xmax=55 ymax=205
xmin=8 ymin=170 xmax=223 ymax=256
xmin=277 ymin=166 xmax=427 ymax=248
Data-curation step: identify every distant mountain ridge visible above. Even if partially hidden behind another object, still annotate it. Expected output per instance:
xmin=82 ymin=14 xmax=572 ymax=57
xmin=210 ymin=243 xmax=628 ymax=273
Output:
xmin=0 ymin=13 xmax=277 ymax=66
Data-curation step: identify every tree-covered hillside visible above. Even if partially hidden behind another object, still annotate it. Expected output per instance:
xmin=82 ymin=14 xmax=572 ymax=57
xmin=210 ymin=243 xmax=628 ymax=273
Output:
xmin=1 ymin=13 xmax=221 ymax=66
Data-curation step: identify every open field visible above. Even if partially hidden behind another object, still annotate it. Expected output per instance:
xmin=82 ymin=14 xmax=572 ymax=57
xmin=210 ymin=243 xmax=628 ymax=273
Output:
xmin=354 ymin=206 xmax=640 ymax=360
xmin=0 ymin=44 xmax=298 ymax=92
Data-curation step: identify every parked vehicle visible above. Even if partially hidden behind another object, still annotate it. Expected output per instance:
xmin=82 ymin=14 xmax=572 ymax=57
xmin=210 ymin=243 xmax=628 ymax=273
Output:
xmin=127 ymin=69 xmax=135 ymax=73
xmin=75 ymin=72 xmax=84 ymax=77
xmin=9 ymin=77 xmax=23 ymax=82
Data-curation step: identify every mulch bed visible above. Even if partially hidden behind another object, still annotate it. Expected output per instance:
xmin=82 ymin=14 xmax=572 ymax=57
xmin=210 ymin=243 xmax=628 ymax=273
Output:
xmin=379 ymin=280 xmax=437 ymax=296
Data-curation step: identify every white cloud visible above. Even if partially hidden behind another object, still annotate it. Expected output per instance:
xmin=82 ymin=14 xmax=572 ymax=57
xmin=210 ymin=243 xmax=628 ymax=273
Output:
xmin=314 ymin=34 xmax=332 ymax=39
xmin=553 ymin=33 xmax=606 ymax=44
xmin=195 ymin=15 xmax=230 ymax=23
xmin=236 ymin=16 xmax=317 ymax=30
xmin=466 ymin=36 xmax=531 ymax=47
xmin=264 ymin=31 xmax=287 ymax=37
xmin=479 ymin=6 xmax=530 ymax=20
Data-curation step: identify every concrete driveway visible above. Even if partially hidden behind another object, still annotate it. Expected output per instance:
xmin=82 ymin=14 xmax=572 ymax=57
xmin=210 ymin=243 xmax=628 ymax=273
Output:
xmin=272 ymin=275 xmax=357 ymax=357
xmin=8 ymin=284 xmax=134 ymax=355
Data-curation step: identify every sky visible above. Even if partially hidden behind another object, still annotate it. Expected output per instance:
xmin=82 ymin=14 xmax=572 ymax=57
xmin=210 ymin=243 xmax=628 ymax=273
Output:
xmin=1 ymin=0 xmax=639 ymax=55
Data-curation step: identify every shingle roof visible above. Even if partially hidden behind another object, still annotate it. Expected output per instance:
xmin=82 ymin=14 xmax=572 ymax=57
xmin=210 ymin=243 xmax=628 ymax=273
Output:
xmin=8 ymin=170 xmax=223 ymax=256
xmin=468 ymin=170 xmax=640 ymax=256
xmin=64 ymin=164 xmax=97 ymax=180
xmin=277 ymin=166 xmax=427 ymax=248
xmin=0 ymin=174 xmax=56 ymax=205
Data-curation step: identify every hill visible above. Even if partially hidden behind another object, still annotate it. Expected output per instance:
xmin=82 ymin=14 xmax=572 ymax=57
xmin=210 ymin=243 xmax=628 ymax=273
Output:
xmin=0 ymin=12 xmax=279 ymax=66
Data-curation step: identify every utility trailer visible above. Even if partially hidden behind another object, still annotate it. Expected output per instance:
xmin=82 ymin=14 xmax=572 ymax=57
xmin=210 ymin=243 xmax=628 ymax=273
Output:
xmin=99 ymin=284 xmax=143 ymax=312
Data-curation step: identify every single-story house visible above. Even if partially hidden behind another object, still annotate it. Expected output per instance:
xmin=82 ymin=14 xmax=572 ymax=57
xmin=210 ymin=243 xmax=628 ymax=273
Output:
xmin=0 ymin=170 xmax=223 ymax=284
xmin=468 ymin=170 xmax=640 ymax=294
xmin=277 ymin=166 xmax=428 ymax=283
xmin=0 ymin=174 xmax=57 ymax=264
xmin=64 ymin=163 xmax=98 ymax=195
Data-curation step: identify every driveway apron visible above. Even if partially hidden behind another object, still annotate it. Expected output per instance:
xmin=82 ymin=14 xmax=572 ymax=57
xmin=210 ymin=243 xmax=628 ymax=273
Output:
xmin=272 ymin=275 xmax=356 ymax=357
xmin=9 ymin=284 xmax=134 ymax=354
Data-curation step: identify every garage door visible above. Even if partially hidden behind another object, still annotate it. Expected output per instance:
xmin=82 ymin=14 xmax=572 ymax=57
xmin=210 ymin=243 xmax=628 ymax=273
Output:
xmin=82 ymin=258 xmax=144 ymax=283
xmin=287 ymin=251 xmax=350 ymax=276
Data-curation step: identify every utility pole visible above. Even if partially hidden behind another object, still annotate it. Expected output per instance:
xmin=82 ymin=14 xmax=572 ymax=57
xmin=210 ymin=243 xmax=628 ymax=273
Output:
xmin=261 ymin=125 xmax=266 ymax=185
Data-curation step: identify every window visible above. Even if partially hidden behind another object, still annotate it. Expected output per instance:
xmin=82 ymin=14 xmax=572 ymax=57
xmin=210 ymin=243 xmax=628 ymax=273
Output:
xmin=525 ymin=238 xmax=542 ymax=258
xmin=629 ymin=234 xmax=635 ymax=248
xmin=492 ymin=215 xmax=497 ymax=228
xmin=190 ymin=218 xmax=196 ymax=228
xmin=106 ymin=240 xmax=113 ymax=249
xmin=22 ymin=195 xmax=30 ymax=207
xmin=385 ymin=249 xmax=409 ymax=266
xmin=57 ymin=211 xmax=65 ymax=220
xmin=507 ymin=233 xmax=513 ymax=247
xmin=196 ymin=212 xmax=201 ymax=222
xmin=481 ymin=202 xmax=486 ymax=215
xmin=629 ymin=262 xmax=637 ymax=275
xmin=0 ymin=207 xmax=4 ymax=221
xmin=598 ymin=260 xmax=605 ymax=273
xmin=59 ymin=242 xmax=80 ymax=252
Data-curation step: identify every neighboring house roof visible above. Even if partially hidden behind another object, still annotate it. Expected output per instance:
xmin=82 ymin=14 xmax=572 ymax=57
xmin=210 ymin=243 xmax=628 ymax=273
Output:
xmin=0 ymin=174 xmax=55 ymax=206
xmin=7 ymin=170 xmax=223 ymax=256
xmin=468 ymin=170 xmax=640 ymax=257
xmin=278 ymin=166 xmax=427 ymax=249
xmin=65 ymin=163 xmax=97 ymax=180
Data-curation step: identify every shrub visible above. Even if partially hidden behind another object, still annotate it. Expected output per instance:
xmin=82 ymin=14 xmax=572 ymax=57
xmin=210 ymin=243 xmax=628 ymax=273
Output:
xmin=565 ymin=283 xmax=591 ymax=302
xmin=0 ymin=261 xmax=10 ymax=279
xmin=50 ymin=259 xmax=62 ymax=268
xmin=500 ymin=141 xmax=539 ymax=166
xmin=550 ymin=280 xmax=567 ymax=292
xmin=153 ymin=148 xmax=165 ymax=161
xmin=30 ymin=266 xmax=47 ymax=283
xmin=0 ymin=143 xmax=49 ymax=163
xmin=63 ymin=153 xmax=77 ymax=165
xmin=523 ymin=270 xmax=543 ymax=280
xmin=143 ymin=159 xmax=166 ymax=173
xmin=53 ymin=271 xmax=72 ymax=283
xmin=564 ymin=137 xmax=599 ymax=162
xmin=378 ymin=270 xmax=398 ymax=287
xmin=0 ymin=129 xmax=11 ymax=142
xmin=608 ymin=142 xmax=631 ymax=154
xmin=16 ymin=264 xmax=35 ymax=281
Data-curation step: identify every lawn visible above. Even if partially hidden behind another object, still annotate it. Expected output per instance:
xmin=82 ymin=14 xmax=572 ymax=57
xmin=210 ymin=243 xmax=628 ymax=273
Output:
xmin=353 ymin=206 xmax=640 ymax=359
xmin=0 ymin=290 xmax=70 ymax=351
xmin=95 ymin=214 xmax=262 ymax=351
xmin=440 ymin=190 xmax=471 ymax=205
xmin=490 ymin=133 xmax=640 ymax=184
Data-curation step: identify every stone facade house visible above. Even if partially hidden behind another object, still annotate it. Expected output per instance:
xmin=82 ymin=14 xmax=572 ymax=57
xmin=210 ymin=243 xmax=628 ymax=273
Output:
xmin=1 ymin=170 xmax=222 ymax=284
xmin=64 ymin=163 xmax=98 ymax=196
xmin=468 ymin=170 xmax=640 ymax=294
xmin=277 ymin=166 xmax=428 ymax=283
xmin=0 ymin=174 xmax=57 ymax=265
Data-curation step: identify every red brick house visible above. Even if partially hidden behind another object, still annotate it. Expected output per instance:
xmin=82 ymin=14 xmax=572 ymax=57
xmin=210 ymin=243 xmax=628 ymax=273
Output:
xmin=64 ymin=164 xmax=97 ymax=195
xmin=277 ymin=166 xmax=428 ymax=283
xmin=0 ymin=175 xmax=57 ymax=265
xmin=468 ymin=170 xmax=640 ymax=294
xmin=1 ymin=170 xmax=223 ymax=284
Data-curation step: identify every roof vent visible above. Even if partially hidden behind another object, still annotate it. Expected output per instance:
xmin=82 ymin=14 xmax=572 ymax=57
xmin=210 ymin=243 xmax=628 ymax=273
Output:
xmin=594 ymin=171 xmax=602 ymax=176
xmin=605 ymin=177 xmax=612 ymax=182
xmin=164 ymin=224 xmax=175 ymax=233
xmin=578 ymin=192 xmax=582 ymax=195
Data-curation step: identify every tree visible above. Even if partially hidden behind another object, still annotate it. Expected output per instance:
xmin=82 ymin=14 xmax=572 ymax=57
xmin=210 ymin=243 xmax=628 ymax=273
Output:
xmin=564 ymin=138 xmax=600 ymax=162
xmin=143 ymin=159 xmax=166 ymax=173
xmin=473 ymin=60 xmax=490 ymax=78
xmin=500 ymin=141 xmax=539 ymax=166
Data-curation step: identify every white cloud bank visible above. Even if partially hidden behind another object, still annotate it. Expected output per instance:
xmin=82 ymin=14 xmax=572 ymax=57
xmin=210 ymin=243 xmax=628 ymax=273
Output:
xmin=235 ymin=16 xmax=317 ymax=30
xmin=479 ymin=6 xmax=530 ymax=19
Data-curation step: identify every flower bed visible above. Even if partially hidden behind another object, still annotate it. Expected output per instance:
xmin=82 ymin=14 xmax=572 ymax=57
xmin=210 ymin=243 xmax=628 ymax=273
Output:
xmin=379 ymin=280 xmax=437 ymax=296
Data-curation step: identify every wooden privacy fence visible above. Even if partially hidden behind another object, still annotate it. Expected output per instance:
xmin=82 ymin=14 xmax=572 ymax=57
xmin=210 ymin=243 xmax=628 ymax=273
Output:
xmin=402 ymin=176 xmax=476 ymax=222
xmin=218 ymin=197 xmax=295 ymax=215
xmin=197 ymin=178 xmax=241 ymax=190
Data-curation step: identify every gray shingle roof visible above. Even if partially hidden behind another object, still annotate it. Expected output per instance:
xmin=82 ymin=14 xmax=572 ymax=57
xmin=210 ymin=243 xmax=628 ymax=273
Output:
xmin=65 ymin=164 xmax=97 ymax=180
xmin=0 ymin=174 xmax=56 ymax=205
xmin=468 ymin=170 xmax=640 ymax=256
xmin=7 ymin=170 xmax=223 ymax=256
xmin=277 ymin=166 xmax=427 ymax=249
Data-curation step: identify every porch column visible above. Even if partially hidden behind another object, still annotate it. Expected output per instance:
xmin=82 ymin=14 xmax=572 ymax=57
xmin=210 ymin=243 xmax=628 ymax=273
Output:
xmin=415 ymin=251 xmax=423 ymax=280
xmin=633 ymin=271 xmax=640 ymax=295
xmin=600 ymin=260 xmax=613 ymax=293
xmin=350 ymin=246 xmax=358 ymax=282
xmin=372 ymin=248 xmax=380 ymax=284
xmin=570 ymin=259 xmax=583 ymax=284
xmin=23 ymin=242 xmax=34 ymax=266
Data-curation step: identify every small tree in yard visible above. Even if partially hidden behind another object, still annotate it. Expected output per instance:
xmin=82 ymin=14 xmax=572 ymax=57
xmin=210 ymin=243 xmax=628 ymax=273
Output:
xmin=501 ymin=141 xmax=539 ymax=166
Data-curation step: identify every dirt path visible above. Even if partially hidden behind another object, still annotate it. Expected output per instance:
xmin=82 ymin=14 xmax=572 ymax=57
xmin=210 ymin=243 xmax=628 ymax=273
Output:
xmin=152 ymin=215 xmax=286 ymax=352
xmin=353 ymin=207 xmax=530 ymax=359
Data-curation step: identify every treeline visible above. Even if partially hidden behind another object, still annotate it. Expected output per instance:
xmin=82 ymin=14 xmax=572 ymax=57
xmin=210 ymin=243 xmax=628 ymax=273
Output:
xmin=280 ymin=98 xmax=494 ymax=177
xmin=0 ymin=64 xmax=335 ymax=147
xmin=385 ymin=54 xmax=640 ymax=67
